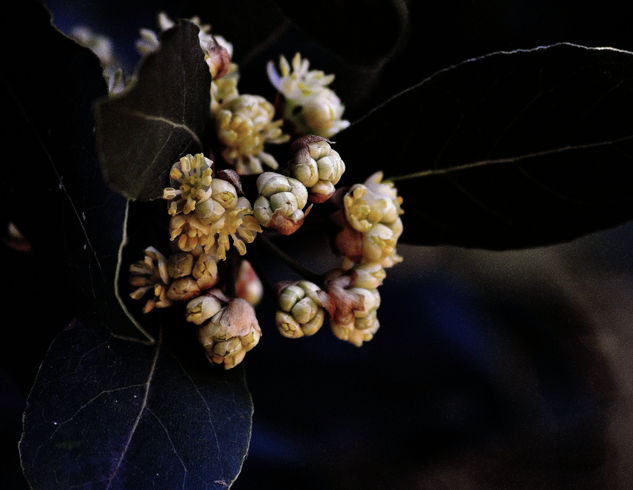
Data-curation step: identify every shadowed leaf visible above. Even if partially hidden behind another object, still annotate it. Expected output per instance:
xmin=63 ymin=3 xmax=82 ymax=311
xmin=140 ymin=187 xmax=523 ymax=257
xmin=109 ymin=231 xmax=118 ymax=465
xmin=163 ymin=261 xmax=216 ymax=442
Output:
xmin=20 ymin=318 xmax=252 ymax=489
xmin=0 ymin=1 xmax=143 ymax=338
xmin=95 ymin=20 xmax=211 ymax=201
xmin=337 ymin=43 xmax=633 ymax=249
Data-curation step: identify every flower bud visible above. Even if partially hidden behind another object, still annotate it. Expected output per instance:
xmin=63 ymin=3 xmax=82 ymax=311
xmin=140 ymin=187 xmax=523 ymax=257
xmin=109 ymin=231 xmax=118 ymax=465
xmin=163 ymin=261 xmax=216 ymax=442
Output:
xmin=186 ymin=293 xmax=223 ymax=325
xmin=235 ymin=260 xmax=263 ymax=306
xmin=205 ymin=37 xmax=230 ymax=79
xmin=329 ymin=286 xmax=381 ymax=347
xmin=325 ymin=271 xmax=381 ymax=346
xmin=129 ymin=246 xmax=171 ymax=313
xmin=167 ymin=253 xmax=194 ymax=278
xmin=162 ymin=154 xmax=213 ymax=216
xmin=166 ymin=277 xmax=201 ymax=302
xmin=199 ymin=297 xmax=262 ymax=369
xmin=192 ymin=253 xmax=219 ymax=290
xmin=275 ymin=281 xmax=330 ymax=338
xmin=290 ymin=135 xmax=345 ymax=203
xmin=363 ymin=222 xmax=403 ymax=267
xmin=350 ymin=263 xmax=386 ymax=289
xmin=254 ymin=172 xmax=309 ymax=234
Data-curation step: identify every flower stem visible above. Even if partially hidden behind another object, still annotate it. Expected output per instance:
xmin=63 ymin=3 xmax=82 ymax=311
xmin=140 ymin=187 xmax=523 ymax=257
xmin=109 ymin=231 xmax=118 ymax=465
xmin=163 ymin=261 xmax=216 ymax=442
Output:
xmin=258 ymin=234 xmax=323 ymax=285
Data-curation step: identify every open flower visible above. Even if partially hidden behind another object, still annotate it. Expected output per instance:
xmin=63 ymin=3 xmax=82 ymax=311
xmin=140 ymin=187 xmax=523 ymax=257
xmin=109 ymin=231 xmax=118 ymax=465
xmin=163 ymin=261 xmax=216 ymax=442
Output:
xmin=129 ymin=246 xmax=171 ymax=313
xmin=216 ymin=94 xmax=289 ymax=175
xmin=162 ymin=154 xmax=213 ymax=216
xmin=267 ymin=53 xmax=350 ymax=138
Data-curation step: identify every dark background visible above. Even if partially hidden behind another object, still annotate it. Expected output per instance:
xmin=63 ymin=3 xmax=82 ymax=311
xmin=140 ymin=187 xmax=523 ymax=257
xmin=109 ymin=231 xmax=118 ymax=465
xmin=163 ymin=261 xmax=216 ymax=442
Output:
xmin=4 ymin=1 xmax=633 ymax=488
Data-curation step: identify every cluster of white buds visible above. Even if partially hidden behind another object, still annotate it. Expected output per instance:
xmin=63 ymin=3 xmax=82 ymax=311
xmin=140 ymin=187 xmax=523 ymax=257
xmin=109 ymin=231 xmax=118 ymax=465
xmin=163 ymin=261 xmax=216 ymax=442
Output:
xmin=191 ymin=290 xmax=262 ymax=369
xmin=275 ymin=281 xmax=332 ymax=338
xmin=267 ymin=53 xmax=350 ymax=138
xmin=290 ymin=135 xmax=345 ymax=203
xmin=253 ymin=172 xmax=310 ymax=235
xmin=165 ymin=154 xmax=262 ymax=260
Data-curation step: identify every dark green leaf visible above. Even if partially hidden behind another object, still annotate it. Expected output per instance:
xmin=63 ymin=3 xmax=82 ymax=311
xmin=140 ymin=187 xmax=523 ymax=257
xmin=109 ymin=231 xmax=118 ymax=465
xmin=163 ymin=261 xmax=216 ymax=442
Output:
xmin=336 ymin=43 xmax=633 ymax=249
xmin=20 ymin=317 xmax=252 ymax=489
xmin=0 ymin=1 xmax=144 ymax=338
xmin=95 ymin=21 xmax=211 ymax=201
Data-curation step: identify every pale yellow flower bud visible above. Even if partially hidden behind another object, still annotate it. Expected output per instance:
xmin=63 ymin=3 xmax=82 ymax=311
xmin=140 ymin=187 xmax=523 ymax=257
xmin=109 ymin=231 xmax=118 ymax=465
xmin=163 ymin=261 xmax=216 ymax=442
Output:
xmin=275 ymin=281 xmax=329 ymax=338
xmin=199 ymin=297 xmax=262 ymax=369
xmin=167 ymin=253 xmax=194 ymax=279
xmin=350 ymin=263 xmax=386 ymax=289
xmin=291 ymin=135 xmax=345 ymax=202
xmin=186 ymin=294 xmax=223 ymax=325
xmin=192 ymin=253 xmax=219 ymax=290
xmin=330 ymin=287 xmax=381 ymax=347
xmin=254 ymin=172 xmax=309 ymax=234
xmin=166 ymin=277 xmax=201 ymax=302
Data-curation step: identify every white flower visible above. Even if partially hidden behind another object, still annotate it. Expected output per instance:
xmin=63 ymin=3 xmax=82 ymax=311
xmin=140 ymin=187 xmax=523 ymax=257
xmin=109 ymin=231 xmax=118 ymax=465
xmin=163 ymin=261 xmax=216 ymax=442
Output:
xmin=267 ymin=53 xmax=350 ymax=138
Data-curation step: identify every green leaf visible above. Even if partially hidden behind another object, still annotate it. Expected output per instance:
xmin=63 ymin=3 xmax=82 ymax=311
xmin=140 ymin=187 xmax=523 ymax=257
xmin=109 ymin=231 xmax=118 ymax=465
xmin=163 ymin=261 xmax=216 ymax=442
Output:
xmin=95 ymin=20 xmax=211 ymax=201
xmin=20 ymin=317 xmax=253 ymax=489
xmin=336 ymin=43 xmax=633 ymax=249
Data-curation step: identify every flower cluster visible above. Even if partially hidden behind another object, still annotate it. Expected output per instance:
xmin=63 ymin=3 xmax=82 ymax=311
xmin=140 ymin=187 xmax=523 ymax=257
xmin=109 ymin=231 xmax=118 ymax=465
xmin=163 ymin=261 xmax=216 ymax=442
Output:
xmin=125 ymin=12 xmax=404 ymax=368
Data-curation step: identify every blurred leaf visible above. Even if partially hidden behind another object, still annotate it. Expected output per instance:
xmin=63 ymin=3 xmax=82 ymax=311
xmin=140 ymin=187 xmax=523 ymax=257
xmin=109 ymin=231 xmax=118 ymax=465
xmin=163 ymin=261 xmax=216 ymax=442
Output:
xmin=95 ymin=21 xmax=210 ymax=201
xmin=337 ymin=43 xmax=633 ymax=249
xmin=0 ymin=1 xmax=140 ymax=337
xmin=20 ymin=318 xmax=252 ymax=489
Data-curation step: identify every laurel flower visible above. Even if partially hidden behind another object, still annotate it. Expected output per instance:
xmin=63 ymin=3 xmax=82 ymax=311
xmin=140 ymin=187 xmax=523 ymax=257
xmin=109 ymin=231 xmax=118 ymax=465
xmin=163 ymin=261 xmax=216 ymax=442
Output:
xmin=162 ymin=154 xmax=213 ymax=216
xmin=253 ymin=172 xmax=310 ymax=234
xmin=290 ymin=135 xmax=345 ymax=203
xmin=194 ymin=179 xmax=262 ymax=260
xmin=275 ymin=281 xmax=331 ymax=338
xmin=129 ymin=246 xmax=171 ymax=313
xmin=344 ymin=172 xmax=403 ymax=233
xmin=267 ymin=52 xmax=350 ymax=138
xmin=216 ymin=94 xmax=289 ymax=175
xmin=198 ymin=294 xmax=262 ymax=369
xmin=326 ymin=271 xmax=381 ymax=347
xmin=205 ymin=197 xmax=262 ymax=260
xmin=169 ymin=214 xmax=211 ymax=253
